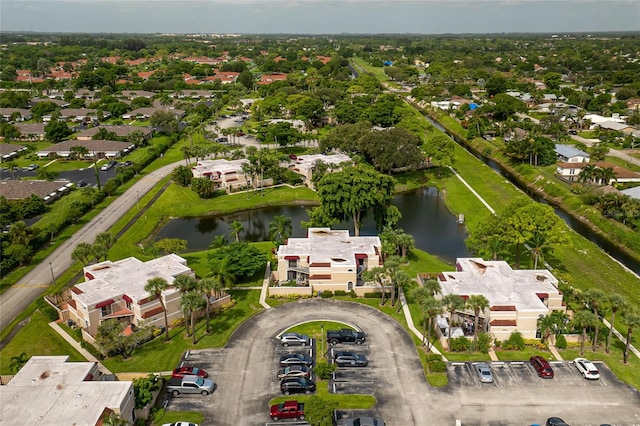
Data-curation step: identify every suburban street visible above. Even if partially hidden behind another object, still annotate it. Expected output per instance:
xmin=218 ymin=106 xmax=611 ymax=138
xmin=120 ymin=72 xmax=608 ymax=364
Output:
xmin=0 ymin=163 xmax=175 ymax=331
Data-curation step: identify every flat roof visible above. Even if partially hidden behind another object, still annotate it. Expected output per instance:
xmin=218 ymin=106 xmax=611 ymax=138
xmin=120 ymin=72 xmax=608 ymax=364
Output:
xmin=278 ymin=228 xmax=380 ymax=267
xmin=293 ymin=153 xmax=351 ymax=170
xmin=192 ymin=158 xmax=249 ymax=175
xmin=2 ymin=356 xmax=132 ymax=426
xmin=439 ymin=258 xmax=560 ymax=311
xmin=78 ymin=254 xmax=190 ymax=306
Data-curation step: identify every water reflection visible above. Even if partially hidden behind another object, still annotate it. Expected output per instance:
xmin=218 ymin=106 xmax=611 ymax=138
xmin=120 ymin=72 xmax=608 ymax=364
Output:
xmin=156 ymin=188 xmax=471 ymax=263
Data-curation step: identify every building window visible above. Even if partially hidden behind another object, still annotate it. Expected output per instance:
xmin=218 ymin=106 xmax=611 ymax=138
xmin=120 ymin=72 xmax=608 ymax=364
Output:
xmin=288 ymin=259 xmax=298 ymax=268
xmin=569 ymin=169 xmax=575 ymax=175
xmin=101 ymin=304 xmax=112 ymax=317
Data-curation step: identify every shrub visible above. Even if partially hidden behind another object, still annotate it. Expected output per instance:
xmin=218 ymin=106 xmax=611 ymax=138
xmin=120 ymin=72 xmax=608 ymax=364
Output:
xmin=314 ymin=360 xmax=337 ymax=379
xmin=334 ymin=290 xmax=348 ymax=297
xmin=428 ymin=360 xmax=447 ymax=373
xmin=350 ymin=290 xmax=357 ymax=298
xmin=425 ymin=353 xmax=443 ymax=362
xmin=320 ymin=291 xmax=333 ymax=298
xmin=364 ymin=292 xmax=381 ymax=298
xmin=449 ymin=336 xmax=471 ymax=352
xmin=133 ymin=374 xmax=163 ymax=409
xmin=40 ymin=304 xmax=59 ymax=322
xmin=555 ymin=333 xmax=567 ymax=349
xmin=476 ymin=332 xmax=492 ymax=354
xmin=502 ymin=331 xmax=526 ymax=350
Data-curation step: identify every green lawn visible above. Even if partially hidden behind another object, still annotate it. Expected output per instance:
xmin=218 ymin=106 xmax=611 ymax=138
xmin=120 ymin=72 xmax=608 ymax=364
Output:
xmin=0 ymin=311 xmax=86 ymax=374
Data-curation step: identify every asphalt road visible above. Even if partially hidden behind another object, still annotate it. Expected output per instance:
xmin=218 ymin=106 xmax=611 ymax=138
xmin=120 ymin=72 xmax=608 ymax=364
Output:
xmin=0 ymin=162 xmax=176 ymax=331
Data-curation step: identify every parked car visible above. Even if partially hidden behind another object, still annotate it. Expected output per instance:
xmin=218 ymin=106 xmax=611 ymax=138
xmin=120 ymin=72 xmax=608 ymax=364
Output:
xmin=236 ymin=131 xmax=245 ymax=136
xmin=269 ymin=400 xmax=305 ymax=421
xmin=573 ymin=357 xmax=600 ymax=380
xmin=334 ymin=351 xmax=368 ymax=367
xmin=167 ymin=376 xmax=215 ymax=396
xmin=25 ymin=164 xmax=39 ymax=171
xmin=568 ymin=129 xmax=578 ymax=135
xmin=161 ymin=423 xmax=199 ymax=426
xmin=124 ymin=160 xmax=133 ymax=166
xmin=172 ymin=366 xmax=208 ymax=379
xmin=280 ymin=377 xmax=316 ymax=395
xmin=341 ymin=417 xmax=385 ymax=426
xmin=279 ymin=353 xmax=313 ymax=367
xmin=101 ymin=160 xmax=117 ymax=171
xmin=76 ymin=180 xmax=88 ymax=187
xmin=530 ymin=356 xmax=554 ymax=379
xmin=277 ymin=365 xmax=311 ymax=380
xmin=327 ymin=328 xmax=366 ymax=346
xmin=474 ymin=362 xmax=493 ymax=383
xmin=215 ymin=137 xmax=228 ymax=143
xmin=546 ymin=417 xmax=570 ymax=426
xmin=280 ymin=332 xmax=311 ymax=347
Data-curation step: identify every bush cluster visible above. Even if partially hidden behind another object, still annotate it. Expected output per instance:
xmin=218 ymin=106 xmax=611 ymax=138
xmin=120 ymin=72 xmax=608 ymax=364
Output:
xmin=428 ymin=360 xmax=447 ymax=373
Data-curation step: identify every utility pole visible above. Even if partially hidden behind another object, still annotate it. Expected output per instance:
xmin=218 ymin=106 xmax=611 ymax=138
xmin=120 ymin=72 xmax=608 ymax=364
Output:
xmin=49 ymin=262 xmax=55 ymax=285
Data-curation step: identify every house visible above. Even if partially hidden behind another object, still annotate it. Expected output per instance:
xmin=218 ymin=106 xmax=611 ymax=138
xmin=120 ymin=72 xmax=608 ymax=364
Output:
xmin=122 ymin=108 xmax=185 ymax=120
xmin=434 ymin=258 xmax=566 ymax=341
xmin=36 ymin=139 xmax=134 ymax=159
xmin=64 ymin=254 xmax=194 ymax=342
xmin=191 ymin=159 xmax=253 ymax=192
xmin=274 ymin=228 xmax=382 ymax=292
xmin=170 ymin=90 xmax=215 ymax=99
xmin=0 ymin=180 xmax=73 ymax=202
xmin=120 ymin=90 xmax=156 ymax=99
xmin=288 ymin=153 xmax=352 ymax=187
xmin=30 ymin=97 xmax=70 ymax=108
xmin=257 ymin=73 xmax=288 ymax=85
xmin=43 ymin=108 xmax=104 ymax=123
xmin=0 ymin=143 xmax=27 ymax=160
xmin=75 ymin=125 xmax=154 ymax=141
xmin=14 ymin=123 xmax=46 ymax=140
xmin=0 ymin=356 xmax=134 ymax=425
xmin=598 ymin=120 xmax=634 ymax=133
xmin=556 ymin=161 xmax=640 ymax=184
xmin=0 ymin=108 xmax=32 ymax=121
xmin=621 ymin=186 xmax=640 ymax=201
xmin=554 ymin=144 xmax=590 ymax=163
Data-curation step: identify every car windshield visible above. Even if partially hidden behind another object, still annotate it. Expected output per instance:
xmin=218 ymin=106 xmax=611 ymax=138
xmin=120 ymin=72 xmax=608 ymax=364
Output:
xmin=191 ymin=368 xmax=200 ymax=374
xmin=195 ymin=377 xmax=204 ymax=386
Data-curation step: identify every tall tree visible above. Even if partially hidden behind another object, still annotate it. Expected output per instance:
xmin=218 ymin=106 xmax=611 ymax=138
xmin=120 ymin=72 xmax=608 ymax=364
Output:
xmin=468 ymin=294 xmax=490 ymax=351
xmin=310 ymin=165 xmax=396 ymax=236
xmin=583 ymin=288 xmax=606 ymax=351
xmin=9 ymin=352 xmax=29 ymax=373
xmin=572 ymin=310 xmax=596 ymax=356
xmin=209 ymin=257 xmax=235 ymax=290
xmin=606 ymin=294 xmax=627 ymax=353
xmin=229 ymin=220 xmax=244 ymax=243
xmin=412 ymin=287 xmax=442 ymax=352
xmin=71 ymin=242 xmax=93 ymax=265
xmin=442 ymin=294 xmax=466 ymax=351
xmin=621 ymin=308 xmax=640 ymax=364
xmin=269 ymin=215 xmax=293 ymax=248
xmin=181 ymin=291 xmax=203 ymax=344
xmin=144 ymin=277 xmax=170 ymax=341
xmin=199 ymin=277 xmax=222 ymax=334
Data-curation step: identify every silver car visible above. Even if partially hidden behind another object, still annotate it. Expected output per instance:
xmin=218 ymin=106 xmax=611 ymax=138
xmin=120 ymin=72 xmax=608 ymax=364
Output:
xmin=475 ymin=362 xmax=493 ymax=383
xmin=280 ymin=332 xmax=311 ymax=347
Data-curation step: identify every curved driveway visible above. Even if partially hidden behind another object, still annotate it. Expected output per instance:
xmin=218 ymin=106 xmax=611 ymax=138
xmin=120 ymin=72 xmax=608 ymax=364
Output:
xmin=191 ymin=299 xmax=434 ymax=426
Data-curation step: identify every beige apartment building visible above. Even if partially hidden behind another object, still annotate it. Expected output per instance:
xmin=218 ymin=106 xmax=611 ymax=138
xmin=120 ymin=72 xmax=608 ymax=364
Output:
xmin=65 ymin=254 xmax=194 ymax=343
xmin=274 ymin=228 xmax=382 ymax=292
xmin=435 ymin=258 xmax=566 ymax=341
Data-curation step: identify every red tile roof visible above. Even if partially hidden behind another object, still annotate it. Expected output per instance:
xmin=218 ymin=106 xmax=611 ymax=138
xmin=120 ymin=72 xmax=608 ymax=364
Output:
xmin=490 ymin=319 xmax=517 ymax=326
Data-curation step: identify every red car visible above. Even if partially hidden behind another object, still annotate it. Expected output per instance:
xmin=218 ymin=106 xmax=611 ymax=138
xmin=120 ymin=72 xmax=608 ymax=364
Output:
xmin=172 ymin=366 xmax=208 ymax=379
xmin=530 ymin=356 xmax=554 ymax=379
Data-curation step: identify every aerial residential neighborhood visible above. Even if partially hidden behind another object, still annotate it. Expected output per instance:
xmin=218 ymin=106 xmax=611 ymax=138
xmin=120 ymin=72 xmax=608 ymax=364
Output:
xmin=0 ymin=7 xmax=640 ymax=426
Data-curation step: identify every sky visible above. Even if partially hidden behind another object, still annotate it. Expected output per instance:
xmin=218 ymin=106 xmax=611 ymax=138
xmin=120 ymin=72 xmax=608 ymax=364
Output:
xmin=1 ymin=0 xmax=639 ymax=35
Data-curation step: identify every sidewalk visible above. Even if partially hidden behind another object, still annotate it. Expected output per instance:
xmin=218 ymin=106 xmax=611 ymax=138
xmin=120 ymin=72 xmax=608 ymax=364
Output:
xmin=398 ymin=288 xmax=448 ymax=361
xmin=48 ymin=321 xmax=112 ymax=374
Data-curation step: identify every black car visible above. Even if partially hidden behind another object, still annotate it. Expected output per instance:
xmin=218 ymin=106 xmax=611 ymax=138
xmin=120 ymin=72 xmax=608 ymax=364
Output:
xmin=76 ymin=180 xmax=88 ymax=188
xmin=280 ymin=377 xmax=316 ymax=395
xmin=334 ymin=351 xmax=368 ymax=367
xmin=279 ymin=353 xmax=313 ymax=367
xmin=546 ymin=417 xmax=570 ymax=426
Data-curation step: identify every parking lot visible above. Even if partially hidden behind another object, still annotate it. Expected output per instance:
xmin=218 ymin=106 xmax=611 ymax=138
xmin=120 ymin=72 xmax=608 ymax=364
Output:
xmin=159 ymin=300 xmax=640 ymax=426
xmin=328 ymin=344 xmax=375 ymax=395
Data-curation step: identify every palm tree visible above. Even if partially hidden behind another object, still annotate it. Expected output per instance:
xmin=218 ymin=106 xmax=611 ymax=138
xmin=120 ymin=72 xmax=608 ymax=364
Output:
xmin=91 ymin=243 xmax=109 ymax=263
xmin=528 ymin=232 xmax=548 ymax=269
xmin=362 ymin=266 xmax=389 ymax=305
xmin=412 ymin=287 xmax=442 ymax=352
xmin=209 ymin=257 xmax=235 ymax=290
xmin=9 ymin=352 xmax=29 ymax=372
xmin=101 ymin=412 xmax=128 ymax=426
xmin=71 ymin=242 xmax=93 ymax=265
xmin=396 ymin=233 xmax=415 ymax=259
xmin=199 ymin=277 xmax=222 ymax=334
xmin=583 ymin=288 xmax=606 ymax=351
xmin=144 ymin=277 xmax=170 ymax=341
xmin=95 ymin=232 xmax=115 ymax=249
xmin=442 ymin=294 xmax=466 ymax=350
xmin=269 ymin=215 xmax=293 ymax=247
xmin=391 ymin=270 xmax=411 ymax=309
xmin=422 ymin=279 xmax=441 ymax=297
xmin=621 ymin=308 xmax=640 ymax=364
xmin=468 ymin=294 xmax=490 ymax=351
xmin=8 ymin=221 xmax=29 ymax=246
xmin=572 ymin=310 xmax=597 ymax=356
xmin=597 ymin=167 xmax=616 ymax=186
xmin=537 ymin=314 xmax=557 ymax=344
xmin=606 ymin=294 xmax=627 ymax=353
xmin=174 ymin=274 xmax=197 ymax=293
xmin=577 ymin=164 xmax=598 ymax=184
xmin=229 ymin=220 xmax=244 ymax=243
xmin=181 ymin=291 xmax=203 ymax=344
xmin=209 ymin=235 xmax=227 ymax=249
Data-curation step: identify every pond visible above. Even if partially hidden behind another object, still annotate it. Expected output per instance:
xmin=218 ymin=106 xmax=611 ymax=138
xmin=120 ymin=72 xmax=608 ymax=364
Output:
xmin=155 ymin=187 xmax=471 ymax=263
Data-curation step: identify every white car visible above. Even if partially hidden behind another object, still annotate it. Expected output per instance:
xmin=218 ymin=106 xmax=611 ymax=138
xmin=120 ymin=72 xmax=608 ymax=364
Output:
xmin=161 ymin=423 xmax=199 ymax=426
xmin=573 ymin=357 xmax=600 ymax=380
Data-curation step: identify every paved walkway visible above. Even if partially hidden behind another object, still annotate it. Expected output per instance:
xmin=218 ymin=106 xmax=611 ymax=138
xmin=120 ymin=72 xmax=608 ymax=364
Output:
xmin=48 ymin=321 xmax=112 ymax=374
xmin=549 ymin=345 xmax=563 ymax=361
xmin=398 ymin=288 xmax=448 ymax=361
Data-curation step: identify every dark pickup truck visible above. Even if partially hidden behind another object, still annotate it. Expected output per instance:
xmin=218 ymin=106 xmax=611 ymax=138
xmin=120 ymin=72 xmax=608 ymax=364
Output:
xmin=270 ymin=400 xmax=305 ymax=421
xmin=327 ymin=328 xmax=366 ymax=345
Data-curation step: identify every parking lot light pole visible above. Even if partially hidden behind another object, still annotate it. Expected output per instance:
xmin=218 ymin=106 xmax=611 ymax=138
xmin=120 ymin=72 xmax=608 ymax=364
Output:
xmin=321 ymin=324 xmax=324 ymax=355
